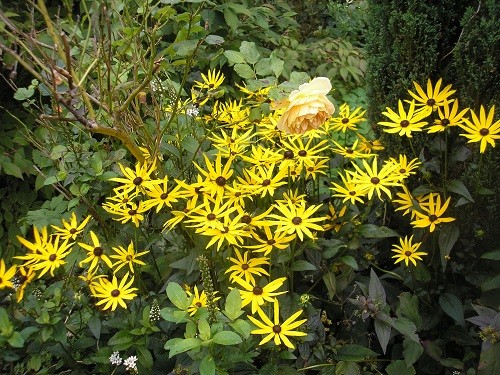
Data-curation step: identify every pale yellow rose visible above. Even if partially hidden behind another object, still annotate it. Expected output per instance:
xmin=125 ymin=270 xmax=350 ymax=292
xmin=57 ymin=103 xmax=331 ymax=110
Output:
xmin=276 ymin=77 xmax=335 ymax=134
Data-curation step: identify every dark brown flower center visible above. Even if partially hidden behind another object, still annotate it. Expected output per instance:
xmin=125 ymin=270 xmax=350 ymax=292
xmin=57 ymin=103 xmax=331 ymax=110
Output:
xmin=429 ymin=214 xmax=438 ymax=222
xmin=133 ymin=177 xmax=143 ymax=185
xmin=298 ymin=150 xmax=307 ymax=157
xmin=216 ymin=176 xmax=226 ymax=186
xmin=399 ymin=168 xmax=406 ymax=174
xmin=283 ymin=150 xmax=294 ymax=159
xmin=128 ymin=209 xmax=137 ymax=215
xmin=267 ymin=239 xmax=276 ymax=245
xmin=262 ymin=179 xmax=271 ymax=186
xmin=49 ymin=254 xmax=57 ymax=262
xmin=126 ymin=255 xmax=133 ymax=261
xmin=292 ymin=217 xmax=302 ymax=225
xmin=307 ymin=167 xmax=314 ymax=171
xmin=160 ymin=193 xmax=168 ymax=200
xmin=272 ymin=325 xmax=282 ymax=333
xmin=207 ymin=213 xmax=216 ymax=221
xmin=346 ymin=148 xmax=353 ymax=154
xmin=427 ymin=98 xmax=436 ymax=106
xmin=349 ymin=191 xmax=356 ymax=196
xmin=371 ymin=177 xmax=380 ymax=184
xmin=241 ymin=215 xmax=252 ymax=224
xmin=111 ymin=289 xmax=120 ymax=297
xmin=93 ymin=247 xmax=103 ymax=256
xmin=241 ymin=263 xmax=249 ymax=270
xmin=441 ymin=118 xmax=450 ymax=126
xmin=18 ymin=275 xmax=28 ymax=283
xmin=253 ymin=286 xmax=263 ymax=295
xmin=404 ymin=251 xmax=412 ymax=257
xmin=195 ymin=302 xmax=202 ymax=307
xmin=480 ymin=128 xmax=489 ymax=136
xmin=341 ymin=118 xmax=349 ymax=124
xmin=400 ymin=120 xmax=410 ymax=128
xmin=70 ymin=228 xmax=77 ymax=234
xmin=194 ymin=187 xmax=201 ymax=194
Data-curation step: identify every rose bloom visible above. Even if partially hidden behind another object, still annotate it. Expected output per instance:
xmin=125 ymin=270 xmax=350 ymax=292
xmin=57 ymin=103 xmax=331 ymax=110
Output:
xmin=277 ymin=77 xmax=335 ymax=134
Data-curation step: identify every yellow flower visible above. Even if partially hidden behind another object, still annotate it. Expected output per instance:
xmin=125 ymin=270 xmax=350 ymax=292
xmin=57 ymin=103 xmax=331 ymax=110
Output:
xmin=142 ymin=176 xmax=184 ymax=213
xmin=267 ymin=202 xmax=326 ymax=241
xmin=349 ymin=157 xmax=401 ymax=200
xmin=459 ymin=105 xmax=500 ymax=153
xmin=110 ymin=160 xmax=157 ymax=195
xmin=391 ymin=235 xmax=427 ymax=267
xmin=331 ymin=172 xmax=367 ymax=205
xmin=0 ymin=259 xmax=16 ymax=289
xmin=51 ymin=212 xmax=91 ymax=240
xmin=332 ymin=139 xmax=374 ymax=159
xmin=387 ymin=154 xmax=421 ymax=181
xmin=226 ymin=249 xmax=270 ymax=285
xmin=411 ymin=193 xmax=455 ymax=232
xmin=14 ymin=265 xmax=36 ymax=302
xmin=407 ymin=78 xmax=456 ymax=113
xmin=378 ymin=100 xmax=429 ymax=137
xmin=110 ymin=242 xmax=148 ymax=274
xmin=16 ymin=226 xmax=50 ymax=257
xmin=276 ymin=77 xmax=335 ymax=134
xmin=16 ymin=236 xmax=73 ymax=278
xmin=232 ymin=276 xmax=287 ymax=314
xmin=245 ymin=225 xmax=296 ymax=256
xmin=327 ymin=103 xmax=366 ymax=132
xmin=78 ymin=231 xmax=113 ymax=274
xmin=322 ymin=203 xmax=348 ymax=232
xmin=193 ymin=69 xmax=225 ymax=91
xmin=355 ymin=133 xmax=384 ymax=154
xmin=194 ymin=153 xmax=234 ymax=198
xmin=248 ymin=298 xmax=307 ymax=349
xmin=186 ymin=286 xmax=221 ymax=316
xmin=427 ymin=99 xmax=469 ymax=133
xmin=200 ymin=212 xmax=251 ymax=251
xmin=92 ymin=272 xmax=138 ymax=311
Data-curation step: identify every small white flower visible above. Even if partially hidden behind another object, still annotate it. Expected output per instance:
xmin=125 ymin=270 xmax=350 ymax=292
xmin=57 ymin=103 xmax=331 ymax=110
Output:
xmin=109 ymin=351 xmax=122 ymax=366
xmin=186 ymin=106 xmax=199 ymax=117
xmin=123 ymin=355 xmax=138 ymax=371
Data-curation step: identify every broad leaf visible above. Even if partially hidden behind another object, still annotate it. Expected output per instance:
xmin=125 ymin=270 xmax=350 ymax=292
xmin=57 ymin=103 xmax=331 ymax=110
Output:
xmin=439 ymin=293 xmax=465 ymax=326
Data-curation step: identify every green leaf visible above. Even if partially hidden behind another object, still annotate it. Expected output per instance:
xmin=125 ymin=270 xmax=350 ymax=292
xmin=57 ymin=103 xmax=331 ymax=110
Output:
xmin=173 ymin=39 xmax=198 ymax=56
xmin=374 ymin=319 xmax=391 ymax=354
xmin=0 ymin=308 xmax=12 ymax=335
xmin=234 ymin=63 xmax=254 ymax=79
xmin=403 ymin=338 xmax=424 ymax=367
xmin=291 ymin=260 xmax=317 ymax=272
xmin=222 ymin=8 xmax=239 ymax=32
xmin=224 ymin=50 xmax=246 ymax=65
xmin=108 ymin=330 xmax=134 ymax=350
xmin=230 ymin=319 xmax=252 ymax=339
xmin=270 ymin=51 xmax=284 ymax=77
xmin=224 ymin=288 xmax=243 ymax=321
xmin=8 ymin=331 xmax=25 ymax=348
xmin=340 ymin=255 xmax=358 ymax=270
xmin=481 ymin=274 xmax=500 ymax=291
xmin=439 ymin=224 xmax=459 ymax=269
xmin=369 ymin=269 xmax=386 ymax=304
xmin=239 ymin=41 xmax=260 ymax=65
xmin=386 ymin=360 xmax=415 ymax=375
xmin=165 ymin=337 xmax=202 ymax=357
xmin=166 ymin=282 xmax=190 ymax=310
xmin=200 ymin=355 xmax=215 ymax=375
xmin=335 ymin=361 xmax=360 ymax=375
xmin=397 ymin=292 xmax=422 ymax=329
xmin=212 ymin=331 xmax=242 ymax=345
xmin=14 ymin=86 xmax=35 ymax=100
xmin=255 ymin=58 xmax=273 ymax=77
xmin=481 ymin=249 xmax=500 ymax=260
xmin=198 ymin=318 xmax=211 ymax=341
xmin=205 ymin=35 xmax=224 ymax=45
xmin=447 ymin=179 xmax=474 ymax=202
xmin=478 ymin=342 xmax=500 ymax=375
xmin=160 ymin=307 xmax=190 ymax=323
xmin=323 ymin=271 xmax=336 ymax=300
xmin=2 ymin=161 xmax=23 ymax=179
xmin=136 ymin=346 xmax=153 ymax=369
xmin=358 ymin=224 xmax=399 ymax=238
xmin=88 ymin=316 xmax=101 ymax=339
xmin=439 ymin=293 xmax=465 ymax=326
xmin=50 ymin=145 xmax=68 ymax=160
xmin=334 ymin=344 xmax=378 ymax=361
xmin=392 ymin=317 xmax=419 ymax=343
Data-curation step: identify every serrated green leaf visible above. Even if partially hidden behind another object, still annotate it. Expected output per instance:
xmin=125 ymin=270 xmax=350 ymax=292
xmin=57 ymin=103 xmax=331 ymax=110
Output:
xmin=439 ymin=293 xmax=465 ymax=326
xmin=239 ymin=41 xmax=260 ymax=65
xmin=386 ymin=360 xmax=415 ymax=375
xmin=212 ymin=331 xmax=242 ymax=345
xmin=374 ymin=318 xmax=391 ymax=354
xmin=173 ymin=39 xmax=198 ymax=56
xmin=224 ymin=50 xmax=246 ymax=65
xmin=340 ymin=255 xmax=358 ymax=270
xmin=335 ymin=361 xmax=360 ymax=375
xmin=2 ymin=161 xmax=23 ymax=179
xmin=230 ymin=319 xmax=252 ymax=339
xmin=234 ymin=63 xmax=254 ymax=79
xmin=255 ymin=58 xmax=273 ymax=77
xmin=205 ymin=35 xmax=224 ymax=45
